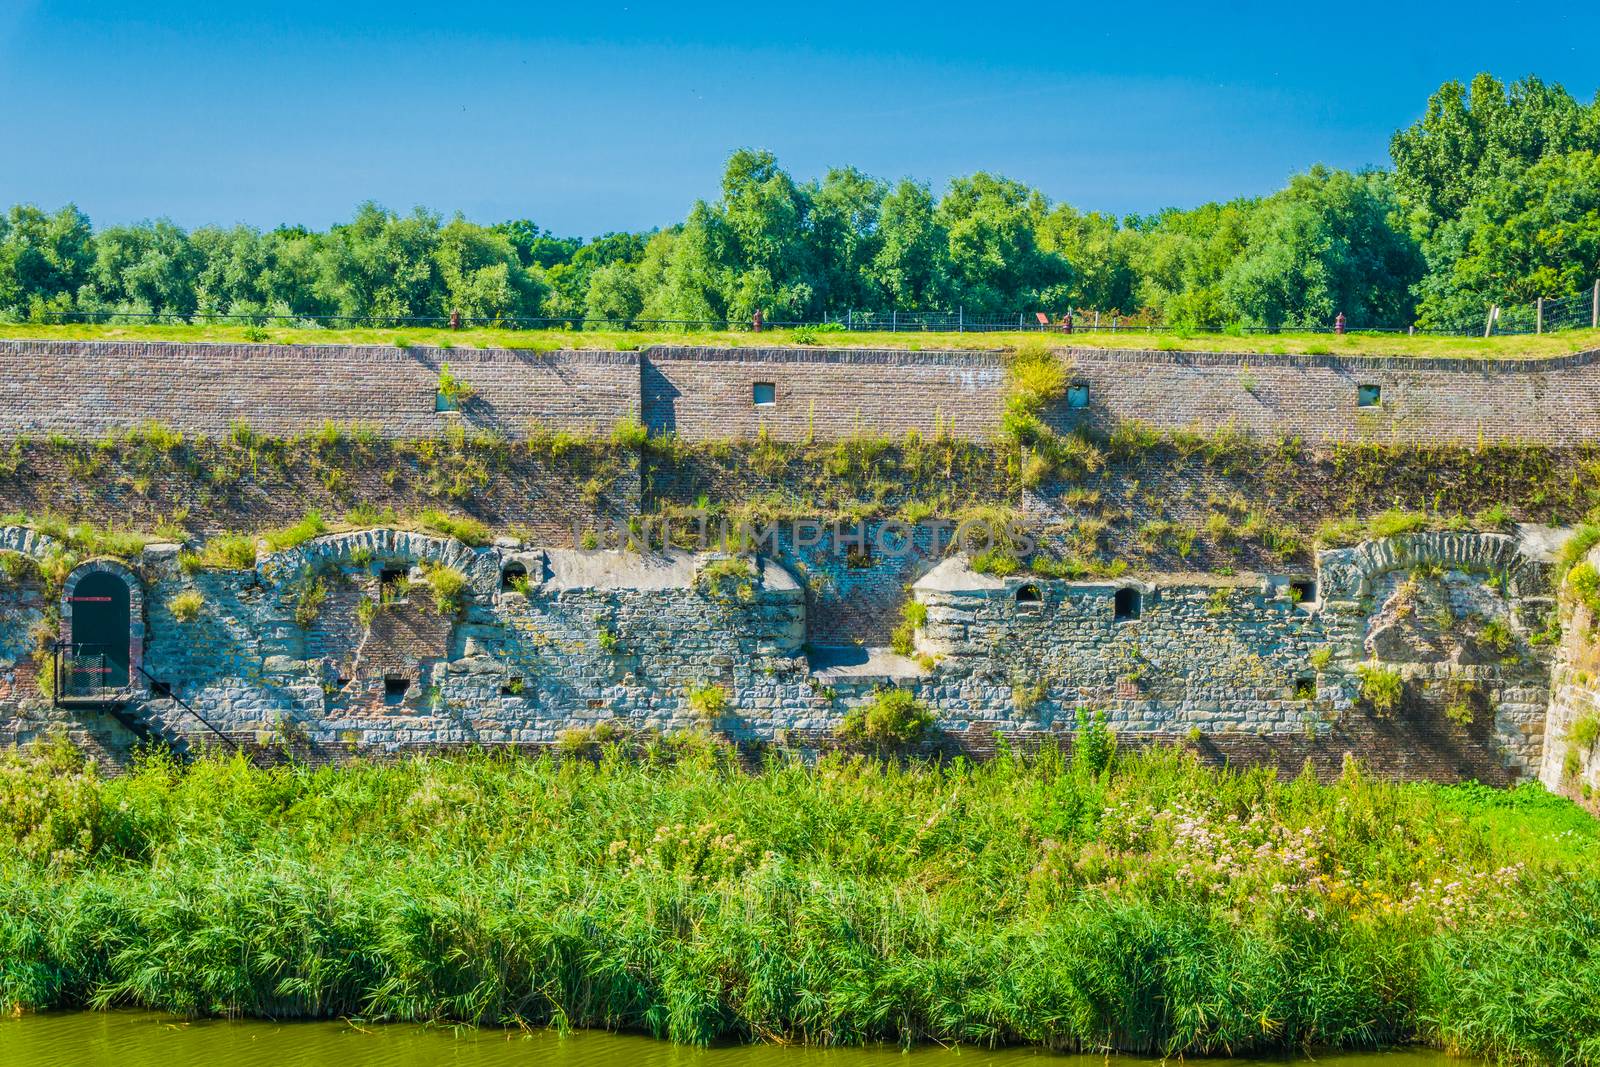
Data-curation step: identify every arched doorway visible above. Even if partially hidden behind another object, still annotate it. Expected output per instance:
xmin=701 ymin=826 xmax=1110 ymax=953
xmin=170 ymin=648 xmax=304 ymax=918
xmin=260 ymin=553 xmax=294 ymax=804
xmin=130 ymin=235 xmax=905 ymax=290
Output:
xmin=61 ymin=561 xmax=144 ymax=695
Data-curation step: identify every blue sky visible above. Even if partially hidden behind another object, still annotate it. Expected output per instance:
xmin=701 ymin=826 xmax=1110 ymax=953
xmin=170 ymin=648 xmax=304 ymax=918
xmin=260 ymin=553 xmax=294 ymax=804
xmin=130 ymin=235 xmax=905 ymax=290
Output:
xmin=2 ymin=1 xmax=1596 ymax=237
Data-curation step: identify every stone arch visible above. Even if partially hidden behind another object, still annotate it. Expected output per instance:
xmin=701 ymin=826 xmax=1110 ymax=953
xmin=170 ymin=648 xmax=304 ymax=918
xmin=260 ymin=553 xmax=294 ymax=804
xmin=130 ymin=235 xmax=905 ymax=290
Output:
xmin=60 ymin=558 xmax=146 ymax=691
xmin=1316 ymin=532 xmax=1546 ymax=603
xmin=257 ymin=528 xmax=500 ymax=598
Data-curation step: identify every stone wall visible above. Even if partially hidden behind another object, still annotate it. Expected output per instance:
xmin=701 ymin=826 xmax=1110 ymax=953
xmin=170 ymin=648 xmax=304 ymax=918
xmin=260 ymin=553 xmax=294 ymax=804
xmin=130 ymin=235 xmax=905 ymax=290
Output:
xmin=1539 ymin=545 xmax=1600 ymax=795
xmin=906 ymin=531 xmax=1554 ymax=781
xmin=0 ymin=524 xmax=1563 ymax=784
xmin=11 ymin=338 xmax=1600 ymax=447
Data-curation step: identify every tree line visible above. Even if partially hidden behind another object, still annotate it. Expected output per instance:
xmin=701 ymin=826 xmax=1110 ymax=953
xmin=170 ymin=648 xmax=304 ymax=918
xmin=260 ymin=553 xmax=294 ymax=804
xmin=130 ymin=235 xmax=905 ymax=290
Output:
xmin=3 ymin=73 xmax=1599 ymax=332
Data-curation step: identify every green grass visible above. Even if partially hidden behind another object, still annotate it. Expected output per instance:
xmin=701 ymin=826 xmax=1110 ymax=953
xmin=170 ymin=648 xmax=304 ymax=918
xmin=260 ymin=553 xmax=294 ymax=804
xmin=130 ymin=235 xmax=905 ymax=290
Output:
xmin=5 ymin=322 xmax=1600 ymax=360
xmin=1 ymin=734 xmax=1597 ymax=1061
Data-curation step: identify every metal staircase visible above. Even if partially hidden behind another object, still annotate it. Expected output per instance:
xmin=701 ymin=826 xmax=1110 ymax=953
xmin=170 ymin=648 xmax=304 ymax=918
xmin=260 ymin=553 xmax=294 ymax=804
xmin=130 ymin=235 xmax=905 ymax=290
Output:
xmin=53 ymin=642 xmax=238 ymax=760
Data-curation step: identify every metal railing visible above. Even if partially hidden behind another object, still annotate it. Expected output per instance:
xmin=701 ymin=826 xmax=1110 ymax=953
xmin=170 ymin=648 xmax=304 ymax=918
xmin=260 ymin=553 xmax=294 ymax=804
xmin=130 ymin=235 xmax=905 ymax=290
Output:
xmin=52 ymin=641 xmax=238 ymax=753
xmin=54 ymin=642 xmax=117 ymax=702
xmin=7 ymin=283 xmax=1599 ymax=338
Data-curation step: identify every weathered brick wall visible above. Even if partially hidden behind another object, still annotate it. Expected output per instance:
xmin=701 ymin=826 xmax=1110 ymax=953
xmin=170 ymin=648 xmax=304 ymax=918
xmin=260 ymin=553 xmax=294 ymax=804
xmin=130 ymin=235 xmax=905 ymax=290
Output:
xmin=0 ymin=340 xmax=640 ymax=438
xmin=643 ymin=346 xmax=1007 ymax=440
xmin=11 ymin=339 xmax=1600 ymax=447
xmin=1053 ymin=346 xmax=1600 ymax=445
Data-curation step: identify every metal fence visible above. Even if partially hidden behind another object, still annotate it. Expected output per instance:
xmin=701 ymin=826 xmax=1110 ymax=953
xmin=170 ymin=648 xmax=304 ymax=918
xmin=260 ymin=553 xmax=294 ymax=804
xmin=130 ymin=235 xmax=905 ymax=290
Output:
xmin=7 ymin=284 xmax=1600 ymax=337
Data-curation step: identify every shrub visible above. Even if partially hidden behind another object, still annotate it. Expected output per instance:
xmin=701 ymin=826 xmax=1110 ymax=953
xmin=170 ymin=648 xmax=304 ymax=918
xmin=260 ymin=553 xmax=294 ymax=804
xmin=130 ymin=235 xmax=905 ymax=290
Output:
xmin=697 ymin=557 xmax=756 ymax=603
xmin=436 ymin=363 xmax=475 ymax=408
xmin=1074 ymin=707 xmax=1116 ymax=776
xmin=1571 ymin=713 xmax=1600 ymax=753
xmin=1006 ymin=349 xmax=1068 ymax=413
xmin=0 ymin=551 xmax=37 ymax=584
xmin=686 ymin=682 xmax=728 ymax=723
xmin=1357 ymin=662 xmax=1404 ymax=716
xmin=1479 ymin=617 xmax=1515 ymax=654
xmin=425 ymin=566 xmax=469 ymax=616
xmin=836 ymin=688 xmax=934 ymax=749
xmin=1309 ymin=646 xmax=1333 ymax=671
xmin=971 ymin=549 xmax=1022 ymax=576
xmin=293 ymin=576 xmax=327 ymax=628
xmin=167 ymin=590 xmax=204 ymax=623
xmin=889 ymin=599 xmax=928 ymax=657
xmin=609 ymin=416 xmax=649 ymax=449
xmin=1570 ymin=561 xmax=1600 ymax=620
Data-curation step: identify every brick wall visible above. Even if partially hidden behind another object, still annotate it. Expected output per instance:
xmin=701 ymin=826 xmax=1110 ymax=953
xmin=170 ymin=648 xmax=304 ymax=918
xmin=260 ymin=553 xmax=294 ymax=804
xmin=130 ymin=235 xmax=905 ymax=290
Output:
xmin=12 ymin=339 xmax=1600 ymax=447
xmin=643 ymin=346 xmax=1007 ymax=440
xmin=1053 ymin=346 xmax=1600 ymax=445
xmin=0 ymin=340 xmax=640 ymax=438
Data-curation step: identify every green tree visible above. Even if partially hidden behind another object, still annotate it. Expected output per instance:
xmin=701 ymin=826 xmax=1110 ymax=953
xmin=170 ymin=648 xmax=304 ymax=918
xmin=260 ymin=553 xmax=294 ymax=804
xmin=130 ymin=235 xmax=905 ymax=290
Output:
xmin=1129 ymin=201 xmax=1253 ymax=328
xmin=869 ymin=180 xmax=951 ymax=311
xmin=1221 ymin=167 xmax=1421 ymax=329
xmin=717 ymin=149 xmax=815 ymax=320
xmin=1035 ymin=206 xmax=1140 ymax=313
xmin=808 ymin=167 xmax=887 ymax=314
xmin=86 ymin=219 xmax=201 ymax=318
xmin=0 ymin=204 xmax=94 ymax=319
xmin=1390 ymin=73 xmax=1600 ymax=231
xmin=935 ymin=173 xmax=1070 ymax=316
xmin=313 ymin=203 xmax=443 ymax=321
xmin=435 ymin=217 xmax=546 ymax=320
xmin=1414 ymin=150 xmax=1600 ymax=328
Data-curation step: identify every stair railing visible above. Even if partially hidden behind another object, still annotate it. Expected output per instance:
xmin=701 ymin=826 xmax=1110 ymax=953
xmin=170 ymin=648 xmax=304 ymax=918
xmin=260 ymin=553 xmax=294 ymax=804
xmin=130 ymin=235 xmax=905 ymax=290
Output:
xmin=133 ymin=662 xmax=239 ymax=752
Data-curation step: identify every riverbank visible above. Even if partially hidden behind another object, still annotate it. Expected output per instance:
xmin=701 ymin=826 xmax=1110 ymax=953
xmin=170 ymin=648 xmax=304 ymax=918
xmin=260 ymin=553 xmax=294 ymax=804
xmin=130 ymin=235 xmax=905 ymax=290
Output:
xmin=4 ymin=321 xmax=1599 ymax=359
xmin=0 ymin=1011 xmax=1483 ymax=1067
xmin=1 ymin=735 xmax=1596 ymax=1063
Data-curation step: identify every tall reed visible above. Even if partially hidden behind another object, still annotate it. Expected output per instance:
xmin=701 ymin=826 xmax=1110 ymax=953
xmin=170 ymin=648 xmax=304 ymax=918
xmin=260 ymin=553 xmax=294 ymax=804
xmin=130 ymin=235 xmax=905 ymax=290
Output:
xmin=0 ymin=735 xmax=1595 ymax=1062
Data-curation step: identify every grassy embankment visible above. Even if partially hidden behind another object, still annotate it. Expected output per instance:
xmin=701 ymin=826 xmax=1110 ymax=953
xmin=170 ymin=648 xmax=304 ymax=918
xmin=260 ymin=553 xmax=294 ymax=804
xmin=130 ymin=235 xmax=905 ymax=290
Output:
xmin=5 ymin=322 xmax=1600 ymax=359
xmin=1 ymin=734 xmax=1597 ymax=1062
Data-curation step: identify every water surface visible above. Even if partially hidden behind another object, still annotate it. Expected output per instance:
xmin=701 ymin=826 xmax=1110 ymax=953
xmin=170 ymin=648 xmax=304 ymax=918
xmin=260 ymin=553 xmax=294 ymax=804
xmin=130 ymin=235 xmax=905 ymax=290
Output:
xmin=0 ymin=1012 xmax=1472 ymax=1067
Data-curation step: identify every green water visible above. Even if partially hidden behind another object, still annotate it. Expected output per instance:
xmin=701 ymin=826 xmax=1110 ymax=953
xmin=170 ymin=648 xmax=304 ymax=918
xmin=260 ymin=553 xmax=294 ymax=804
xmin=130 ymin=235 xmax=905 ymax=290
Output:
xmin=0 ymin=1013 xmax=1471 ymax=1067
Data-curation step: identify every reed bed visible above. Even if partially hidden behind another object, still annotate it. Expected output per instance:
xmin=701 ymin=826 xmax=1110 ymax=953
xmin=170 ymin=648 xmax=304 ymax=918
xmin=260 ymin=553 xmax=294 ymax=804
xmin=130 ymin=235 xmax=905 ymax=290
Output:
xmin=0 ymin=734 xmax=1596 ymax=1063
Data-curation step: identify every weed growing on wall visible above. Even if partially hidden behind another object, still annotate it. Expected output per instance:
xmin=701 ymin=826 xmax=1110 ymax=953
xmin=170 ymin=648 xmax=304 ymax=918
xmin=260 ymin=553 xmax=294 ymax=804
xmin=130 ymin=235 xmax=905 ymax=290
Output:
xmin=1357 ymin=662 xmax=1405 ymax=716
xmin=836 ymin=687 xmax=934 ymax=750
xmin=166 ymin=590 xmax=204 ymax=623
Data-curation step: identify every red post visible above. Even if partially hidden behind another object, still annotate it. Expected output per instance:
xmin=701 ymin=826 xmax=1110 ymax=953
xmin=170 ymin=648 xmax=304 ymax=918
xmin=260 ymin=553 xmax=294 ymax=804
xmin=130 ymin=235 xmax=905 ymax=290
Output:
xmin=752 ymin=309 xmax=764 ymax=333
xmin=449 ymin=309 xmax=461 ymax=331
xmin=1334 ymin=312 xmax=1346 ymax=335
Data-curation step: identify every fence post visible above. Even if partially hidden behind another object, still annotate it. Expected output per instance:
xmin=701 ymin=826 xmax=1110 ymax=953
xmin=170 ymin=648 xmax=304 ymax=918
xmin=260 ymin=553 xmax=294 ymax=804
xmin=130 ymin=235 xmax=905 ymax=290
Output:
xmin=1536 ymin=296 xmax=1544 ymax=335
xmin=892 ymin=310 xmax=897 ymax=333
xmin=1593 ymin=280 xmax=1598 ymax=329
xmin=958 ymin=306 xmax=963 ymax=333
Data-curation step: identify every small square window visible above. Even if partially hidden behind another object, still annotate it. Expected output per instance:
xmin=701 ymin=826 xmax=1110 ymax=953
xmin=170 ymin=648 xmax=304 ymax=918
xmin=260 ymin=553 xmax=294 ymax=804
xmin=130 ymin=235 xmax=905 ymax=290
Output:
xmin=1113 ymin=588 xmax=1141 ymax=622
xmin=383 ymin=676 xmax=411 ymax=703
xmin=753 ymin=382 xmax=776 ymax=406
xmin=1357 ymin=384 xmax=1381 ymax=408
xmin=1066 ymin=384 xmax=1090 ymax=409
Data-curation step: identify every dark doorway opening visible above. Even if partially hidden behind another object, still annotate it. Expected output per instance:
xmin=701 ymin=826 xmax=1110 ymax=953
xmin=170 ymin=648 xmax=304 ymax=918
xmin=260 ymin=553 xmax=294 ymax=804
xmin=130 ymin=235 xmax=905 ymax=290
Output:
xmin=70 ymin=571 xmax=132 ymax=688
